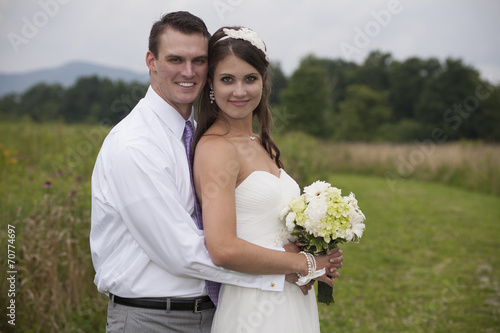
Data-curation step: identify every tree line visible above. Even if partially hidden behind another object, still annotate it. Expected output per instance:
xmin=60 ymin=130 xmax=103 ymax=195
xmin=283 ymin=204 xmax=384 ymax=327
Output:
xmin=1 ymin=50 xmax=499 ymax=142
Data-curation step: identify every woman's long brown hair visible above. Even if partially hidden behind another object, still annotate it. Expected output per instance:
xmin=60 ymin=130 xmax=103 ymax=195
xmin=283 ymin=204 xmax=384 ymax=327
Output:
xmin=192 ymin=26 xmax=283 ymax=169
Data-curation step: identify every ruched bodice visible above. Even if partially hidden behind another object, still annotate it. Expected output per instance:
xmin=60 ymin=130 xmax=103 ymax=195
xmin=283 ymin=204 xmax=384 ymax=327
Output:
xmin=234 ymin=169 xmax=299 ymax=248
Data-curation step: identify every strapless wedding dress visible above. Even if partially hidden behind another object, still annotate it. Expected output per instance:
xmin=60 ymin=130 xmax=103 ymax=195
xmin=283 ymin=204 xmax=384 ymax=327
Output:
xmin=211 ymin=169 xmax=320 ymax=333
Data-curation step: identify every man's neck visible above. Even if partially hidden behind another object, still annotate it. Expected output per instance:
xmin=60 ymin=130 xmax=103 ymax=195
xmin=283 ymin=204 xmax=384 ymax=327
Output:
xmin=150 ymin=84 xmax=193 ymax=120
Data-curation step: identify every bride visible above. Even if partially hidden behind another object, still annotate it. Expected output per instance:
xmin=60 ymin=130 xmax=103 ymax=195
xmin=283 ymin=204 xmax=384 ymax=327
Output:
xmin=192 ymin=26 xmax=343 ymax=332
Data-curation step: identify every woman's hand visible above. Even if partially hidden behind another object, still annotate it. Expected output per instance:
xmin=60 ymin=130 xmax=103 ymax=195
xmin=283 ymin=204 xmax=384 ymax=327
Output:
xmin=313 ymin=248 xmax=343 ymax=287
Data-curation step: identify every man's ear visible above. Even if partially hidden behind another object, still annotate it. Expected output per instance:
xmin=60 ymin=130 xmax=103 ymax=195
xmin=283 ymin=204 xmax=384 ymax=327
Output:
xmin=146 ymin=51 xmax=156 ymax=72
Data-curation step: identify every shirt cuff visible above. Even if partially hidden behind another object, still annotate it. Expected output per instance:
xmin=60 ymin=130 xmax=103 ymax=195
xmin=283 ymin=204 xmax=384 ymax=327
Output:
xmin=258 ymin=245 xmax=286 ymax=291
xmin=259 ymin=273 xmax=285 ymax=291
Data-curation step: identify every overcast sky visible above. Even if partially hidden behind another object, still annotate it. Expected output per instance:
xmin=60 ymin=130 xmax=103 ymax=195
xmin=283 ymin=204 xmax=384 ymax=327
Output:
xmin=1 ymin=0 xmax=499 ymax=83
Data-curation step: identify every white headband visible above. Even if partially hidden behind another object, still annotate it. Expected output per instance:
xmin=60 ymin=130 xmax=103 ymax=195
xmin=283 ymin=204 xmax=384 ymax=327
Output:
xmin=217 ymin=27 xmax=269 ymax=61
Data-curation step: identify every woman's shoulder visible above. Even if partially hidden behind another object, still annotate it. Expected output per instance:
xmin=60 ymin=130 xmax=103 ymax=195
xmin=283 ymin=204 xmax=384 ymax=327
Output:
xmin=195 ymin=134 xmax=239 ymax=164
xmin=197 ymin=133 xmax=236 ymax=152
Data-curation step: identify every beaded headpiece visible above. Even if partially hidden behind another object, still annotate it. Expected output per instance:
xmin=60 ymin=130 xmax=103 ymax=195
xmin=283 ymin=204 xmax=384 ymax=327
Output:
xmin=217 ymin=27 xmax=269 ymax=61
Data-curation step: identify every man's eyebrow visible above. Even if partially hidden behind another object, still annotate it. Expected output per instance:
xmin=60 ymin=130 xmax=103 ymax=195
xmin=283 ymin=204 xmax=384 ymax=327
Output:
xmin=164 ymin=54 xmax=208 ymax=60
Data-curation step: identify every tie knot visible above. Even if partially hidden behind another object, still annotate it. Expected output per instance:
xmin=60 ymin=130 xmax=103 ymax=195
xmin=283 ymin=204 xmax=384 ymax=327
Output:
xmin=183 ymin=120 xmax=194 ymax=163
xmin=184 ymin=120 xmax=194 ymax=147
xmin=184 ymin=120 xmax=194 ymax=139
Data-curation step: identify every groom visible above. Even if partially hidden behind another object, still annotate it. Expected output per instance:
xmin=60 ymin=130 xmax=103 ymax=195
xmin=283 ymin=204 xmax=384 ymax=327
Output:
xmin=90 ymin=11 xmax=343 ymax=332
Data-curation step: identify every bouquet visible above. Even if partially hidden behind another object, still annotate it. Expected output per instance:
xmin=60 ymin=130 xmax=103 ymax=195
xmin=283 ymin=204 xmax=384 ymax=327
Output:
xmin=280 ymin=180 xmax=366 ymax=305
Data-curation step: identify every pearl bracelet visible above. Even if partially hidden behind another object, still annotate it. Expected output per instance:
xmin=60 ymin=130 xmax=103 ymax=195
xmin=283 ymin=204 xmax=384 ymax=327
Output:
xmin=296 ymin=251 xmax=326 ymax=286
xmin=297 ymin=251 xmax=316 ymax=280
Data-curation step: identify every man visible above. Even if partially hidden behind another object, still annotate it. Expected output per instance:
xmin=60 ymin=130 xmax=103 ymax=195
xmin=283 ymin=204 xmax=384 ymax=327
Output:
xmin=90 ymin=12 xmax=289 ymax=332
xmin=90 ymin=11 xmax=343 ymax=332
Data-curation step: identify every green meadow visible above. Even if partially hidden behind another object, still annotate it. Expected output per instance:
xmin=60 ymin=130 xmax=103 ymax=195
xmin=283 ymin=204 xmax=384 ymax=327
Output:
xmin=318 ymin=174 xmax=500 ymax=332
xmin=1 ymin=121 xmax=499 ymax=332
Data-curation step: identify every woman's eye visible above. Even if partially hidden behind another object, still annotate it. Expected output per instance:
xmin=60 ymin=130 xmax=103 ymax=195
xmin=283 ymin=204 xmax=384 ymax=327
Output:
xmin=221 ymin=77 xmax=232 ymax=83
xmin=246 ymin=76 xmax=257 ymax=82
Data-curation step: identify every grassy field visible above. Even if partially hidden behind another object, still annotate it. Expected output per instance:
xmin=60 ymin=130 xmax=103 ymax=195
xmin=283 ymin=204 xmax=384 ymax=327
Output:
xmin=1 ymin=121 xmax=499 ymax=332
xmin=317 ymin=174 xmax=500 ymax=332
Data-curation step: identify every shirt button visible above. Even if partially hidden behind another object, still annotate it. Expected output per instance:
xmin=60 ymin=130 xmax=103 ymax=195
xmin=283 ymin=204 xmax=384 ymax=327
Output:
xmin=271 ymin=283 xmax=275 ymax=287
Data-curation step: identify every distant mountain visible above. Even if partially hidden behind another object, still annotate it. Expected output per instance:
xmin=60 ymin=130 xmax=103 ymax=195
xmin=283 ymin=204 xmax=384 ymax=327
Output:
xmin=0 ymin=61 xmax=149 ymax=97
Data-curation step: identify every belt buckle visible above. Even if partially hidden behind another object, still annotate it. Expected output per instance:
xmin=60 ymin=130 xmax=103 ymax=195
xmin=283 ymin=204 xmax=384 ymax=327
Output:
xmin=193 ymin=298 xmax=201 ymax=313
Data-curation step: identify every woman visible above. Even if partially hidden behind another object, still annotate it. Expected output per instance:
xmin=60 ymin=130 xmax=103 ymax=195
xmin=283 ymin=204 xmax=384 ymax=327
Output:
xmin=192 ymin=27 xmax=341 ymax=332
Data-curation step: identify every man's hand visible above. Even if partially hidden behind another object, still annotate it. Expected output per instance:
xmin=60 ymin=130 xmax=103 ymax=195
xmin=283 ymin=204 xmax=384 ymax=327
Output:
xmin=283 ymin=243 xmax=300 ymax=253
xmin=285 ymin=273 xmax=314 ymax=295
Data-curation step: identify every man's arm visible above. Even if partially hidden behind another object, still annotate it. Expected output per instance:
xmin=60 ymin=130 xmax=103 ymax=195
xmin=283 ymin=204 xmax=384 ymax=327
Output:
xmin=106 ymin=143 xmax=284 ymax=290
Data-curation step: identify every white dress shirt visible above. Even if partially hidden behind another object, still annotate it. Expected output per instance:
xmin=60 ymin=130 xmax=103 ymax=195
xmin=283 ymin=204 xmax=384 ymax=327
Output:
xmin=90 ymin=86 xmax=285 ymax=298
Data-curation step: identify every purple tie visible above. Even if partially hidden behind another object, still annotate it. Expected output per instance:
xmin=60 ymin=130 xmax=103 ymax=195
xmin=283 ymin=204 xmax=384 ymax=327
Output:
xmin=183 ymin=120 xmax=221 ymax=306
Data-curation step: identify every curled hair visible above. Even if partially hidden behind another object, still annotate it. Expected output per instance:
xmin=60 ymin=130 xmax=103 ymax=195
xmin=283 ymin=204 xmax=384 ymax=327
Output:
xmin=193 ymin=26 xmax=283 ymax=169
xmin=148 ymin=11 xmax=210 ymax=58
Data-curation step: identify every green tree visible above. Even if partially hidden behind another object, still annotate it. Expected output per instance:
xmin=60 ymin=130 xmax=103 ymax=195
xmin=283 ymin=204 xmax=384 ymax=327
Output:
xmin=61 ymin=76 xmax=104 ymax=123
xmin=389 ymin=57 xmax=441 ymax=121
xmin=0 ymin=93 xmax=21 ymax=121
xmin=353 ymin=51 xmax=392 ymax=91
xmin=308 ymin=57 xmax=358 ymax=115
xmin=475 ymin=82 xmax=500 ymax=141
xmin=333 ymin=84 xmax=392 ymax=141
xmin=20 ymin=83 xmax=64 ymax=122
xmin=280 ymin=55 xmax=330 ymax=137
xmin=415 ymin=58 xmax=482 ymax=140
xmin=269 ymin=62 xmax=287 ymax=106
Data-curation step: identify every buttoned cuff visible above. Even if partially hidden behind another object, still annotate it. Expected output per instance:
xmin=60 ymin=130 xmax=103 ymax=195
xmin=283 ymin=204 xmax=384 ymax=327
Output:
xmin=259 ymin=274 xmax=285 ymax=291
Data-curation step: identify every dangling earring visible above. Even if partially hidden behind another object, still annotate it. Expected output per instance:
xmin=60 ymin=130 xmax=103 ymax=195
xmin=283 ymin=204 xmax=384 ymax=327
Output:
xmin=209 ymin=88 xmax=215 ymax=104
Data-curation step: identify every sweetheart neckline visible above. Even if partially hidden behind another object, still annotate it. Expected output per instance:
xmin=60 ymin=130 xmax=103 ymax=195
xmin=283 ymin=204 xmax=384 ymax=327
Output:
xmin=236 ymin=168 xmax=284 ymax=190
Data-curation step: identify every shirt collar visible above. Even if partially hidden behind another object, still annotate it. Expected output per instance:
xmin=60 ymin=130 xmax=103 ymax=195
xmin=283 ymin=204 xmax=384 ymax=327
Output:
xmin=144 ymin=86 xmax=196 ymax=141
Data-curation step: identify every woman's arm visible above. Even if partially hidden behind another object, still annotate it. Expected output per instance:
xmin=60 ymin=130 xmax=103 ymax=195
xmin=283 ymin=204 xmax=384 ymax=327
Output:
xmin=193 ymin=137 xmax=336 ymax=278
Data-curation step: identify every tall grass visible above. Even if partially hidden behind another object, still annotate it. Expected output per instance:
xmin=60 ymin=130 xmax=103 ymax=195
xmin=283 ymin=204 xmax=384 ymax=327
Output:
xmin=0 ymin=121 xmax=499 ymax=332
xmin=0 ymin=120 xmax=108 ymax=332
xmin=276 ymin=132 xmax=500 ymax=196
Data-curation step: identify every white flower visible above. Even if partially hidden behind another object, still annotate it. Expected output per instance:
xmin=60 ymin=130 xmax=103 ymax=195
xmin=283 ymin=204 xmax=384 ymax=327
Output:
xmin=345 ymin=206 xmax=366 ymax=242
xmin=273 ymin=226 xmax=293 ymax=247
xmin=344 ymin=192 xmax=360 ymax=209
xmin=303 ymin=218 xmax=319 ymax=237
xmin=285 ymin=212 xmax=296 ymax=231
xmin=279 ymin=205 xmax=291 ymax=220
xmin=304 ymin=196 xmax=328 ymax=225
xmin=304 ymin=181 xmax=331 ymax=202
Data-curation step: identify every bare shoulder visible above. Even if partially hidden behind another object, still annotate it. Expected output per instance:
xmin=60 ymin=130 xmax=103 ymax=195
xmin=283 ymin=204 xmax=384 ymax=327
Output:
xmin=194 ymin=135 xmax=240 ymax=175
xmin=196 ymin=135 xmax=236 ymax=160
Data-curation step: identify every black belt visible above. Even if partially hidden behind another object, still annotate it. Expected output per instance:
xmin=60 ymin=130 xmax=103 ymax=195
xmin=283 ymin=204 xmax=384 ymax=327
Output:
xmin=111 ymin=294 xmax=214 ymax=313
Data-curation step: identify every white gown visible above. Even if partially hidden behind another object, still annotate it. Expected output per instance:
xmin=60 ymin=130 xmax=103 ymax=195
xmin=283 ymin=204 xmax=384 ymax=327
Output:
xmin=211 ymin=169 xmax=320 ymax=333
